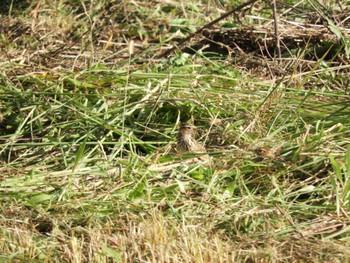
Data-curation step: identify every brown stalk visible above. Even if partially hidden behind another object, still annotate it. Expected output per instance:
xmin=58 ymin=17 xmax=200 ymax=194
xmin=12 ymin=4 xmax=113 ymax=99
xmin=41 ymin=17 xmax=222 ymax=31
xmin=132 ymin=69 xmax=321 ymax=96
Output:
xmin=271 ymin=0 xmax=282 ymax=60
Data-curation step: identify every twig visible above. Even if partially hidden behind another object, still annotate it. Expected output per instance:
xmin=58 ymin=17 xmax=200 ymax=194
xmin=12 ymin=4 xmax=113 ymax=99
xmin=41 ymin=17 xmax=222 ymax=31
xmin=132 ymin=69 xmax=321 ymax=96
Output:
xmin=271 ymin=0 xmax=281 ymax=60
xmin=157 ymin=0 xmax=260 ymax=58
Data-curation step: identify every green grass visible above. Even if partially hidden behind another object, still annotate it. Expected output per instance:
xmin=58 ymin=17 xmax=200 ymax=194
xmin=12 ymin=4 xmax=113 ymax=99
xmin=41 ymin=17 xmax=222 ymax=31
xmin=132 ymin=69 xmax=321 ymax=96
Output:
xmin=1 ymin=0 xmax=350 ymax=262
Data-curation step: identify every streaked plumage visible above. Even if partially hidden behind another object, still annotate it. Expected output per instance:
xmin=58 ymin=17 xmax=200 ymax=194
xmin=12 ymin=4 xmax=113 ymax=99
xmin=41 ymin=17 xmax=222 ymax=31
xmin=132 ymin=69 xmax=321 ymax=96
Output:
xmin=177 ymin=124 xmax=207 ymax=157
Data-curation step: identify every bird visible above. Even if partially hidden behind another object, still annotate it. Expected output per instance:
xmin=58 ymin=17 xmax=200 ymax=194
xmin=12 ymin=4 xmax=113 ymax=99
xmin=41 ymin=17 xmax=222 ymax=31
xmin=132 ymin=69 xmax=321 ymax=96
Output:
xmin=176 ymin=123 xmax=208 ymax=160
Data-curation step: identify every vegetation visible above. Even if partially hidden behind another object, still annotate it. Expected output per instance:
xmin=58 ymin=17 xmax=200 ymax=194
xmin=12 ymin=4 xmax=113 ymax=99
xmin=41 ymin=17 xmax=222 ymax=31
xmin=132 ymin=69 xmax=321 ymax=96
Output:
xmin=1 ymin=0 xmax=350 ymax=262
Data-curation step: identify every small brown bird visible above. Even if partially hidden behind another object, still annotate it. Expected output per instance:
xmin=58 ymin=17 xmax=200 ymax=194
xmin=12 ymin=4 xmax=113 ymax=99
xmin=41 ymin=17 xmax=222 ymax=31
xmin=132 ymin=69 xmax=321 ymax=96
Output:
xmin=254 ymin=148 xmax=276 ymax=159
xmin=177 ymin=124 xmax=207 ymax=157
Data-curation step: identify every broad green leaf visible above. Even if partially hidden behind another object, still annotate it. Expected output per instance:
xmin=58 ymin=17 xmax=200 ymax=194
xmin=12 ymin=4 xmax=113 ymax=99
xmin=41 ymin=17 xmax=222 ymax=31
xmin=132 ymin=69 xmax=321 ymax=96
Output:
xmin=330 ymin=155 xmax=343 ymax=185
xmin=101 ymin=245 xmax=122 ymax=262
xmin=27 ymin=194 xmax=53 ymax=206
xmin=73 ymin=135 xmax=88 ymax=171
xmin=128 ymin=182 xmax=145 ymax=199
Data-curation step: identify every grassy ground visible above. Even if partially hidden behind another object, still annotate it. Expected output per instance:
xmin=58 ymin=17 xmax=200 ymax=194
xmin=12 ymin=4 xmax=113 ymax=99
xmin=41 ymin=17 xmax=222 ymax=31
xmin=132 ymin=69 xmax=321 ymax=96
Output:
xmin=1 ymin=0 xmax=350 ymax=262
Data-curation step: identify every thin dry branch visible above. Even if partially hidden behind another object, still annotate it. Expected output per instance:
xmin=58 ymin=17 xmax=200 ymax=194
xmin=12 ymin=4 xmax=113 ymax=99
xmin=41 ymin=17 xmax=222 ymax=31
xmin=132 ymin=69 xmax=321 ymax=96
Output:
xmin=271 ymin=0 xmax=281 ymax=59
xmin=156 ymin=0 xmax=260 ymax=58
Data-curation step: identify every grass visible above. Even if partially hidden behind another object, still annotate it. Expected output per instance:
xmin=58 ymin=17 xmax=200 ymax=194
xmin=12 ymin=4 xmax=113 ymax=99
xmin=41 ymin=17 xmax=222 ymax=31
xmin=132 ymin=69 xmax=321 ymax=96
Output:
xmin=1 ymin=0 xmax=350 ymax=262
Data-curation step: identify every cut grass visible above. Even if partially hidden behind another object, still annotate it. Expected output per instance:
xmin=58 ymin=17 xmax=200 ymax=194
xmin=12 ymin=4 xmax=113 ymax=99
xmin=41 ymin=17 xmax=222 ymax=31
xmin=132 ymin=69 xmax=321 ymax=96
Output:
xmin=1 ymin=0 xmax=350 ymax=262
